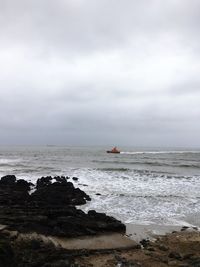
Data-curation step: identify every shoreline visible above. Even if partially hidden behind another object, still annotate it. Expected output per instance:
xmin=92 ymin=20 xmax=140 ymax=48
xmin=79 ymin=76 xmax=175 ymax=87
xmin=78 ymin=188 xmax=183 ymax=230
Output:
xmin=126 ymin=223 xmax=184 ymax=242
xmin=1 ymin=174 xmax=200 ymax=267
xmin=2 ymin=225 xmax=200 ymax=267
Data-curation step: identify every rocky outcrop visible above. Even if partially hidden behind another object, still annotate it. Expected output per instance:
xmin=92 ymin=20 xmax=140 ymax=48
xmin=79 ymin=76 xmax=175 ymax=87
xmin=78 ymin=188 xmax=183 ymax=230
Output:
xmin=0 ymin=232 xmax=76 ymax=267
xmin=1 ymin=176 xmax=200 ymax=267
xmin=33 ymin=176 xmax=91 ymax=206
xmin=0 ymin=175 xmax=125 ymax=237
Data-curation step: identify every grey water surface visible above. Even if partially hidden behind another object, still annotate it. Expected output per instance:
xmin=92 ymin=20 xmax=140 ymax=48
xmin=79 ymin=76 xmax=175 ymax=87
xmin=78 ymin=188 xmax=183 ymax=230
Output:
xmin=0 ymin=146 xmax=200 ymax=227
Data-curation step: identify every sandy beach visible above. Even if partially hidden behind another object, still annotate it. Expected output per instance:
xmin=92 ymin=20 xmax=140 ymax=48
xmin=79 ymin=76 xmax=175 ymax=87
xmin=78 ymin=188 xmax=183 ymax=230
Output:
xmin=126 ymin=223 xmax=183 ymax=243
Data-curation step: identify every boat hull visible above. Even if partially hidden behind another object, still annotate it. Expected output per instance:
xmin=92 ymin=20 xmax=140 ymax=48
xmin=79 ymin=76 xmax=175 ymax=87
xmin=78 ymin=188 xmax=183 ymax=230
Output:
xmin=106 ymin=151 xmax=120 ymax=154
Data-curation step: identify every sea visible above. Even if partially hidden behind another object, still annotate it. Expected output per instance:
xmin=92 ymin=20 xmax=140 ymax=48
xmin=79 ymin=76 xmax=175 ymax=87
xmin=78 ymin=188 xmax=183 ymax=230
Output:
xmin=0 ymin=145 xmax=200 ymax=228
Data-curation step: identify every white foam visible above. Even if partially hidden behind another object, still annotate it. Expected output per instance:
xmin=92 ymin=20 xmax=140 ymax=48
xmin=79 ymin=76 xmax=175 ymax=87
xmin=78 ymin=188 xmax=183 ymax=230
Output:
xmin=0 ymin=158 xmax=21 ymax=164
xmin=70 ymin=168 xmax=200 ymax=226
xmin=120 ymin=151 xmax=200 ymax=155
xmin=1 ymin=150 xmax=200 ymax=227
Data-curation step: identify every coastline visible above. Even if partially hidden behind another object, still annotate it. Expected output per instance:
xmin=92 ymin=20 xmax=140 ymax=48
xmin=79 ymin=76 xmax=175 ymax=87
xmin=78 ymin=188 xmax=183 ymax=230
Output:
xmin=126 ymin=223 xmax=183 ymax=242
xmin=1 ymin=224 xmax=200 ymax=267
xmin=0 ymin=175 xmax=200 ymax=267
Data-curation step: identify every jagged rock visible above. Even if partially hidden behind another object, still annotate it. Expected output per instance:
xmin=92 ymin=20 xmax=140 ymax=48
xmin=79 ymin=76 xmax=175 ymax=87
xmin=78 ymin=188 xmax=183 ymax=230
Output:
xmin=16 ymin=180 xmax=33 ymax=193
xmin=32 ymin=179 xmax=91 ymax=206
xmin=36 ymin=176 xmax=53 ymax=189
xmin=0 ymin=233 xmax=75 ymax=267
xmin=0 ymin=175 xmax=125 ymax=237
xmin=0 ymin=175 xmax=16 ymax=185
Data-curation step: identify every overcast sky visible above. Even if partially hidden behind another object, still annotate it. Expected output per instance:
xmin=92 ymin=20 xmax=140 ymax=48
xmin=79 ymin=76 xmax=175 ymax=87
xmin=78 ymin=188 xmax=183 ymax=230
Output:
xmin=0 ymin=0 xmax=200 ymax=147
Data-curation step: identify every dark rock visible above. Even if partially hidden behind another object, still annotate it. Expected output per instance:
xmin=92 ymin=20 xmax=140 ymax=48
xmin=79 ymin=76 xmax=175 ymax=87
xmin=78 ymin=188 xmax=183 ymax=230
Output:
xmin=0 ymin=234 xmax=15 ymax=267
xmin=0 ymin=175 xmax=16 ymax=185
xmin=12 ymin=235 xmax=75 ymax=267
xmin=0 ymin=175 xmax=125 ymax=238
xmin=36 ymin=176 xmax=53 ymax=189
xmin=72 ymin=177 xmax=79 ymax=181
xmin=16 ymin=179 xmax=33 ymax=191
xmin=181 ymin=226 xmax=189 ymax=231
xmin=0 ymin=175 xmax=30 ymax=206
xmin=32 ymin=178 xmax=91 ymax=206
xmin=168 ymin=251 xmax=182 ymax=260
xmin=54 ymin=176 xmax=68 ymax=184
xmin=140 ymin=239 xmax=150 ymax=248
xmin=96 ymin=193 xmax=101 ymax=196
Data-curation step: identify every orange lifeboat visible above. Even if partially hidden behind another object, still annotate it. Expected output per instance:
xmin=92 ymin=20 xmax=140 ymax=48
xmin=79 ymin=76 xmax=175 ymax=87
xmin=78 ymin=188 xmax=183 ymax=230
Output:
xmin=106 ymin=147 xmax=120 ymax=154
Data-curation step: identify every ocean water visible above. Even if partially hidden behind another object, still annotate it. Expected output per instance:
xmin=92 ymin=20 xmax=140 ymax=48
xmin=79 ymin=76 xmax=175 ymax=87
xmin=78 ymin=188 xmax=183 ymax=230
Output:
xmin=0 ymin=145 xmax=200 ymax=227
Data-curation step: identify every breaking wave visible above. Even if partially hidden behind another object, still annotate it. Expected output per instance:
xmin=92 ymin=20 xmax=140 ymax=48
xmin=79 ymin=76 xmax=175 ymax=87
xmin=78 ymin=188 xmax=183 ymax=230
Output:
xmin=1 ymin=146 xmax=200 ymax=226
xmin=120 ymin=151 xmax=200 ymax=155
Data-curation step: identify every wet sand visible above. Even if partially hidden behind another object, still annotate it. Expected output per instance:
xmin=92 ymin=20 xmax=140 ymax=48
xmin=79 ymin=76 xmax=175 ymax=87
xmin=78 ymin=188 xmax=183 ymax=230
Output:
xmin=126 ymin=223 xmax=183 ymax=242
xmin=15 ymin=231 xmax=138 ymax=250
xmin=75 ymin=227 xmax=200 ymax=267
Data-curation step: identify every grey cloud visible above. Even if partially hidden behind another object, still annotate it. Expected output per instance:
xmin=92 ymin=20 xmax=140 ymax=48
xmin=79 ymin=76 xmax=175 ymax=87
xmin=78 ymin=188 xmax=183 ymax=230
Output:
xmin=1 ymin=0 xmax=200 ymax=54
xmin=169 ymin=80 xmax=200 ymax=95
xmin=0 ymin=0 xmax=200 ymax=146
